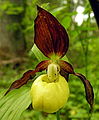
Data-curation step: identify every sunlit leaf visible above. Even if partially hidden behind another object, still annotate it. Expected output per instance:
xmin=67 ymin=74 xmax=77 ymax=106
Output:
xmin=76 ymin=26 xmax=96 ymax=31
xmin=51 ymin=6 xmax=66 ymax=16
xmin=62 ymin=16 xmax=71 ymax=29
xmin=61 ymin=55 xmax=69 ymax=62
xmin=0 ymin=87 xmax=31 ymax=120
xmin=31 ymin=44 xmax=48 ymax=62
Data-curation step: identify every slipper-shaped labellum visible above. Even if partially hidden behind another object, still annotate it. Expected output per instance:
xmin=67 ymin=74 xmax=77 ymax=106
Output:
xmin=5 ymin=6 xmax=94 ymax=113
xmin=30 ymin=74 xmax=69 ymax=113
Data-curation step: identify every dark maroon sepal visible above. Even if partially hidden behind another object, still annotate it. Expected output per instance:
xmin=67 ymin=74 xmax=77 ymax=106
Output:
xmin=5 ymin=60 xmax=50 ymax=95
xmin=74 ymin=73 xmax=94 ymax=112
xmin=36 ymin=60 xmax=51 ymax=71
xmin=34 ymin=6 xmax=69 ymax=58
xmin=60 ymin=69 xmax=69 ymax=81
xmin=5 ymin=70 xmax=37 ymax=95
xmin=59 ymin=60 xmax=74 ymax=74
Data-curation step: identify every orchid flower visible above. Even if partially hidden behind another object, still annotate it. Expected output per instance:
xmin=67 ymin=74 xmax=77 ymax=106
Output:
xmin=5 ymin=6 xmax=94 ymax=113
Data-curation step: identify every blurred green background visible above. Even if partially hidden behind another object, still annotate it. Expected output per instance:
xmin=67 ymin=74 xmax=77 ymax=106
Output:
xmin=0 ymin=0 xmax=99 ymax=120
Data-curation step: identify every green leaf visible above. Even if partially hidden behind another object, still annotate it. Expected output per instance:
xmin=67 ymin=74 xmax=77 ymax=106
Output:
xmin=76 ymin=26 xmax=97 ymax=31
xmin=61 ymin=55 xmax=69 ymax=62
xmin=62 ymin=16 xmax=71 ymax=29
xmin=0 ymin=87 xmax=31 ymax=120
xmin=51 ymin=6 xmax=66 ymax=16
xmin=6 ymin=6 xmax=23 ymax=15
xmin=31 ymin=44 xmax=49 ymax=62
xmin=31 ymin=44 xmax=69 ymax=63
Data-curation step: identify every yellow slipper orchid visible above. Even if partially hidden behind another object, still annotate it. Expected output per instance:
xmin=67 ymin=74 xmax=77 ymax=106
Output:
xmin=5 ymin=6 xmax=94 ymax=113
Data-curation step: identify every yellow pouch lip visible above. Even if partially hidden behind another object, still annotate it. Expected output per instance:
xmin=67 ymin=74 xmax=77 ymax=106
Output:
xmin=30 ymin=74 xmax=69 ymax=113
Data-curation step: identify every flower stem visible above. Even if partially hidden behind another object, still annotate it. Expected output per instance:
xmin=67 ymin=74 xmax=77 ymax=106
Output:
xmin=56 ymin=110 xmax=60 ymax=120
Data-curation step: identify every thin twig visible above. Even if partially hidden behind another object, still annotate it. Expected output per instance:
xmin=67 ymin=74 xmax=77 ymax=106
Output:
xmin=0 ymin=57 xmax=27 ymax=66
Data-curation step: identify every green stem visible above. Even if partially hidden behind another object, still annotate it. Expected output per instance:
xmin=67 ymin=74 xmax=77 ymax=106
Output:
xmin=85 ymin=39 xmax=88 ymax=78
xmin=56 ymin=110 xmax=60 ymax=120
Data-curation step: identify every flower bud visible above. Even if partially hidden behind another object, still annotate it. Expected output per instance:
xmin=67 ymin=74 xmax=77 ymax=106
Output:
xmin=30 ymin=74 xmax=69 ymax=113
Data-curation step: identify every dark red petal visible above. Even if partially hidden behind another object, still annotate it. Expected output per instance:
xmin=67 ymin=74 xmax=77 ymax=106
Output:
xmin=5 ymin=60 xmax=50 ymax=95
xmin=60 ymin=69 xmax=69 ymax=82
xmin=59 ymin=60 xmax=74 ymax=74
xmin=34 ymin=6 xmax=69 ymax=58
xmin=5 ymin=70 xmax=37 ymax=95
xmin=36 ymin=60 xmax=51 ymax=71
xmin=74 ymin=73 xmax=94 ymax=112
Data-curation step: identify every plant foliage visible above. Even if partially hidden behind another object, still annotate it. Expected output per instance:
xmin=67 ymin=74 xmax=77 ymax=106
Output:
xmin=0 ymin=87 xmax=31 ymax=120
